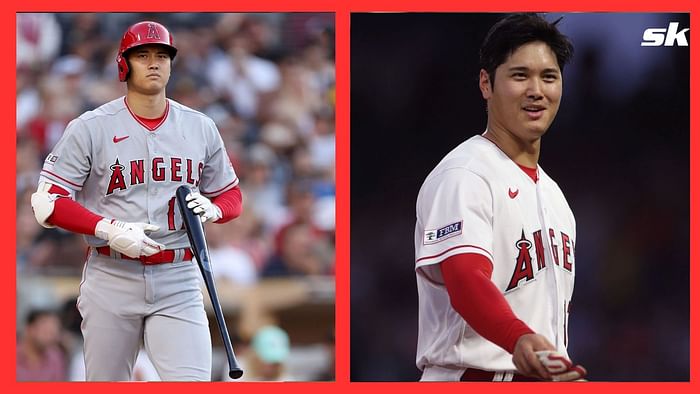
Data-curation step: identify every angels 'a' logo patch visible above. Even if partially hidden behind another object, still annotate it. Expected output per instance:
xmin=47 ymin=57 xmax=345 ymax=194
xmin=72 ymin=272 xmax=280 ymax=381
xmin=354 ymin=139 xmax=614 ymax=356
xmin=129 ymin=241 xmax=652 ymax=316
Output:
xmin=423 ymin=221 xmax=462 ymax=245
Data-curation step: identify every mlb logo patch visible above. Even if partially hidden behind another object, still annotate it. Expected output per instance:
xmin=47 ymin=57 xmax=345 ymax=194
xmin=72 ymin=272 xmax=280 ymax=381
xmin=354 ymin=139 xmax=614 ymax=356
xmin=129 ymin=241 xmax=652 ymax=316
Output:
xmin=45 ymin=154 xmax=59 ymax=166
xmin=424 ymin=221 xmax=462 ymax=245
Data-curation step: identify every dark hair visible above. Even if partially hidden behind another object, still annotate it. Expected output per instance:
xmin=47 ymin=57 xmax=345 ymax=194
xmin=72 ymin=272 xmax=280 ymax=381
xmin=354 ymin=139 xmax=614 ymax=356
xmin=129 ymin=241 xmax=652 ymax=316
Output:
xmin=479 ymin=13 xmax=574 ymax=86
xmin=26 ymin=308 xmax=58 ymax=326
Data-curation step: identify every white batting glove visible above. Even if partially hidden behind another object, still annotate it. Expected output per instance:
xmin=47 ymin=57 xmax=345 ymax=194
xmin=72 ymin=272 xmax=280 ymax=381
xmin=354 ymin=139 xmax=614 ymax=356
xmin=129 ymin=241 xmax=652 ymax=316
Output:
xmin=535 ymin=350 xmax=588 ymax=381
xmin=185 ymin=191 xmax=222 ymax=223
xmin=95 ymin=218 xmax=165 ymax=258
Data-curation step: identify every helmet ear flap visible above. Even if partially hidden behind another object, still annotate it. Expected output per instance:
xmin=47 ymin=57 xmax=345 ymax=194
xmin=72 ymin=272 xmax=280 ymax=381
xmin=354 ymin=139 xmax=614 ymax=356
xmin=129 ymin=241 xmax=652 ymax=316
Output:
xmin=117 ymin=53 xmax=129 ymax=82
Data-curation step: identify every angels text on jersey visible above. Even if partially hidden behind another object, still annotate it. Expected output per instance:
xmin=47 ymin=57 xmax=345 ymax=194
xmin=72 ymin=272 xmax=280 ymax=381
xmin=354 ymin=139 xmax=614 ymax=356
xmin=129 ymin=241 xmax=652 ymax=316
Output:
xmin=507 ymin=227 xmax=574 ymax=292
xmin=106 ymin=156 xmax=204 ymax=196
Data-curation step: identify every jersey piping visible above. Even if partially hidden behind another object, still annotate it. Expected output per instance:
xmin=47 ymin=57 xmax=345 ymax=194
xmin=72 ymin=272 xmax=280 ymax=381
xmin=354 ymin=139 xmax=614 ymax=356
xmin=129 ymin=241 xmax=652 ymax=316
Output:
xmin=416 ymin=244 xmax=494 ymax=264
xmin=124 ymin=97 xmax=170 ymax=131
xmin=40 ymin=169 xmax=83 ymax=189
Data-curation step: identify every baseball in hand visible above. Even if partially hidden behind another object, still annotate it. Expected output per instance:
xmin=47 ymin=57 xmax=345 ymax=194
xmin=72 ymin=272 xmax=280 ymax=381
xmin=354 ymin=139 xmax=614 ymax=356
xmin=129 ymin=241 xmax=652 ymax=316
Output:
xmin=535 ymin=350 xmax=588 ymax=381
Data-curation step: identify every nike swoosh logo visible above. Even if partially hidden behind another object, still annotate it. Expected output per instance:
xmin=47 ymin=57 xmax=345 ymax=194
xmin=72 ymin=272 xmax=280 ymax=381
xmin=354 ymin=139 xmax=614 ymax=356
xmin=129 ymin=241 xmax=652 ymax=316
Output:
xmin=508 ymin=188 xmax=519 ymax=199
xmin=113 ymin=135 xmax=130 ymax=143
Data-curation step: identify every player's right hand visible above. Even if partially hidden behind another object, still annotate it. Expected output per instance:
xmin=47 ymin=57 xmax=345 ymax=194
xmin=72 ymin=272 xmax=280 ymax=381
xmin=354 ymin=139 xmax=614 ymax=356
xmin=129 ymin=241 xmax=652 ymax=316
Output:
xmin=535 ymin=350 xmax=587 ymax=381
xmin=512 ymin=333 xmax=556 ymax=381
xmin=95 ymin=218 xmax=165 ymax=258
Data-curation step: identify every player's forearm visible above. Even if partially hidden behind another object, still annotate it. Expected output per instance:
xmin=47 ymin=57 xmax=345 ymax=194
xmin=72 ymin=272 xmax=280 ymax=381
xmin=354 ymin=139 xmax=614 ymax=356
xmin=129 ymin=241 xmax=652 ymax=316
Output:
xmin=45 ymin=185 xmax=104 ymax=235
xmin=440 ymin=253 xmax=534 ymax=354
xmin=212 ymin=185 xmax=243 ymax=223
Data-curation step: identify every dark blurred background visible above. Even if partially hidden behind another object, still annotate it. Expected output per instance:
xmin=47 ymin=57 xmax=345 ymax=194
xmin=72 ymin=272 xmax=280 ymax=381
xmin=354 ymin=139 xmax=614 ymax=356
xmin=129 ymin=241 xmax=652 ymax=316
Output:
xmin=350 ymin=13 xmax=689 ymax=381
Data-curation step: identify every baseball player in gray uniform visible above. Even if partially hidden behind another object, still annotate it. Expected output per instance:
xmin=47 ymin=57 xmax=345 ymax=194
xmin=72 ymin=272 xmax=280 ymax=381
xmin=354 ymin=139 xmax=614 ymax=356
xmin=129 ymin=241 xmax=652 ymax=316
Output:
xmin=30 ymin=21 xmax=243 ymax=381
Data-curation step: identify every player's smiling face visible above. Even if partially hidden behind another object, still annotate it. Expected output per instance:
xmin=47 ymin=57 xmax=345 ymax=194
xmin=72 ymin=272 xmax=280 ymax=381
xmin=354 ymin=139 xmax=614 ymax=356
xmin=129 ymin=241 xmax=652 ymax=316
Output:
xmin=126 ymin=44 xmax=172 ymax=94
xmin=480 ymin=41 xmax=562 ymax=143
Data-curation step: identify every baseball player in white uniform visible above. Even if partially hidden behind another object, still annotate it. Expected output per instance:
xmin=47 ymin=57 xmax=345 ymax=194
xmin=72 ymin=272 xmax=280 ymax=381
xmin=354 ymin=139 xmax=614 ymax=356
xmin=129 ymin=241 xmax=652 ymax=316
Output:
xmin=30 ymin=21 xmax=243 ymax=381
xmin=414 ymin=14 xmax=587 ymax=382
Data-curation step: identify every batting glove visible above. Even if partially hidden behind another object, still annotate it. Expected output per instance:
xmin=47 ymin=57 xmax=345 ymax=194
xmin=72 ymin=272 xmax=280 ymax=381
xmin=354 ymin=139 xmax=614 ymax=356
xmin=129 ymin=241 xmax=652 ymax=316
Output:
xmin=185 ymin=191 xmax=222 ymax=223
xmin=535 ymin=350 xmax=588 ymax=381
xmin=95 ymin=218 xmax=165 ymax=258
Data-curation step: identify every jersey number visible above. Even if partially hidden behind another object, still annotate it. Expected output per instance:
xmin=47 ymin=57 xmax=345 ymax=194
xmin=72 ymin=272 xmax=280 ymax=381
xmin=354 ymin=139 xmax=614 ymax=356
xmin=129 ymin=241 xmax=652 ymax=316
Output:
xmin=167 ymin=197 xmax=176 ymax=230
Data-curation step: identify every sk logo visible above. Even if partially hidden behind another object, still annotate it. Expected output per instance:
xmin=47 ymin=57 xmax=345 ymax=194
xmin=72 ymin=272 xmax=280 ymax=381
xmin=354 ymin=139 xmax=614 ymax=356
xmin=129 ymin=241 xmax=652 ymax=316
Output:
xmin=641 ymin=22 xmax=689 ymax=47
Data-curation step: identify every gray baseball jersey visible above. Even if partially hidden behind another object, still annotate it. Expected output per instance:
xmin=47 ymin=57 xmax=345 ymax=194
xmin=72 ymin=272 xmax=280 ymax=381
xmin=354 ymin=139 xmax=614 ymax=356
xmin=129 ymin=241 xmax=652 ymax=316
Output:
xmin=39 ymin=96 xmax=239 ymax=245
xmin=38 ymin=96 xmax=238 ymax=381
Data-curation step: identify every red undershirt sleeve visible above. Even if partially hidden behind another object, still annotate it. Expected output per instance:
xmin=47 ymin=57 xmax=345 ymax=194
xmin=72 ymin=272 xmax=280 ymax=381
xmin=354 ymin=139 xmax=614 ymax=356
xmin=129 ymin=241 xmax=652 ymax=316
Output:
xmin=440 ymin=253 xmax=535 ymax=354
xmin=212 ymin=185 xmax=243 ymax=223
xmin=46 ymin=184 xmax=103 ymax=235
xmin=46 ymin=184 xmax=242 ymax=233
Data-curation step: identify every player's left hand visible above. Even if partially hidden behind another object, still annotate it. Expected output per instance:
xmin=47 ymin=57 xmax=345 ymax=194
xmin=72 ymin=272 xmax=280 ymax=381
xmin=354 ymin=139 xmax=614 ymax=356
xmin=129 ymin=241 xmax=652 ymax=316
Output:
xmin=535 ymin=350 xmax=588 ymax=381
xmin=185 ymin=191 xmax=222 ymax=223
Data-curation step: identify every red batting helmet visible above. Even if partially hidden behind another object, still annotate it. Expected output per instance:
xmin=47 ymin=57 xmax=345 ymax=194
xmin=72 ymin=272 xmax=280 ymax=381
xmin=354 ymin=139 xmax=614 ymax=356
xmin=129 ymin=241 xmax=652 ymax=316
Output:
xmin=116 ymin=21 xmax=177 ymax=82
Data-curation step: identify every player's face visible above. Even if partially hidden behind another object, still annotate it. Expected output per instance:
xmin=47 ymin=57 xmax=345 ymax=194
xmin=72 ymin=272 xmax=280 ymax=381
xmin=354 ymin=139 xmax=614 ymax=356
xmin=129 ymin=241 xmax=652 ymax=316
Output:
xmin=480 ymin=41 xmax=562 ymax=142
xmin=127 ymin=45 xmax=172 ymax=94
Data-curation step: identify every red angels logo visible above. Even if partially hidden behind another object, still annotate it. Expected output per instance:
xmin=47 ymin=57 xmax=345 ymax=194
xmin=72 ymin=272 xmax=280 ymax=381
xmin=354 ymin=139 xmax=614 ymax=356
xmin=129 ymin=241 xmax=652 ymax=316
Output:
xmin=506 ymin=228 xmax=575 ymax=292
xmin=506 ymin=230 xmax=535 ymax=291
xmin=146 ymin=23 xmax=161 ymax=40
xmin=106 ymin=158 xmax=127 ymax=195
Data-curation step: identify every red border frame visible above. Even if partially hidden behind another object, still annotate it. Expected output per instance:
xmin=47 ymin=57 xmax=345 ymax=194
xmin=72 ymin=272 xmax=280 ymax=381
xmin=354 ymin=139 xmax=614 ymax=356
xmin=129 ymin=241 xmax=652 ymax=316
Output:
xmin=4 ymin=0 xmax=697 ymax=393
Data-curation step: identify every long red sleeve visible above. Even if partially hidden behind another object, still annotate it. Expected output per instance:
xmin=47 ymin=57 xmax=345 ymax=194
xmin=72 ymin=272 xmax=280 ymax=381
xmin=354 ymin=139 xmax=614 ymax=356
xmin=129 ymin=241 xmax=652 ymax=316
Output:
xmin=46 ymin=184 xmax=242 ymax=234
xmin=46 ymin=185 xmax=103 ymax=235
xmin=440 ymin=253 xmax=535 ymax=354
xmin=212 ymin=185 xmax=243 ymax=223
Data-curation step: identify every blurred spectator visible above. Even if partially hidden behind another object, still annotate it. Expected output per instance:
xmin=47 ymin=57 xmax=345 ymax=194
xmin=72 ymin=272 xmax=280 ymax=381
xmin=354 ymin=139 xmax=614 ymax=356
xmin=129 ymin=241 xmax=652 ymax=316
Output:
xmin=16 ymin=13 xmax=61 ymax=69
xmin=261 ymin=179 xmax=334 ymax=277
xmin=260 ymin=122 xmax=300 ymax=175
xmin=308 ymin=111 xmax=336 ymax=175
xmin=225 ymin=202 xmax=272 ymax=273
xmin=263 ymin=221 xmax=332 ymax=277
xmin=208 ymin=15 xmax=281 ymax=121
xmin=249 ymin=325 xmax=292 ymax=381
xmin=239 ymin=143 xmax=287 ymax=231
xmin=206 ymin=219 xmax=258 ymax=286
xmin=17 ymin=189 xmax=42 ymax=272
xmin=265 ymin=54 xmax=321 ymax=137
xmin=56 ymin=13 xmax=107 ymax=63
xmin=224 ymin=325 xmax=295 ymax=381
xmin=16 ymin=309 xmax=67 ymax=381
xmin=301 ymin=36 xmax=336 ymax=105
xmin=17 ymin=67 xmax=41 ymax=131
xmin=16 ymin=136 xmax=40 ymax=197
xmin=276 ymin=179 xmax=328 ymax=243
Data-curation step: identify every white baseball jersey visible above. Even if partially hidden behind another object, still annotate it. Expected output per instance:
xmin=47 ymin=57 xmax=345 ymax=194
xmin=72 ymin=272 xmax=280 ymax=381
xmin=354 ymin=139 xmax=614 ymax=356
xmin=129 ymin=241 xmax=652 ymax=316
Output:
xmin=414 ymin=134 xmax=576 ymax=381
xmin=38 ymin=96 xmax=239 ymax=247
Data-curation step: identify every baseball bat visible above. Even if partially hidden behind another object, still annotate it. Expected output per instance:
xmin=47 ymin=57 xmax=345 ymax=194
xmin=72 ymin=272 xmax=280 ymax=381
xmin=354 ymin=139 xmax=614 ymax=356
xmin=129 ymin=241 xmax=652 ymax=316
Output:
xmin=176 ymin=185 xmax=243 ymax=380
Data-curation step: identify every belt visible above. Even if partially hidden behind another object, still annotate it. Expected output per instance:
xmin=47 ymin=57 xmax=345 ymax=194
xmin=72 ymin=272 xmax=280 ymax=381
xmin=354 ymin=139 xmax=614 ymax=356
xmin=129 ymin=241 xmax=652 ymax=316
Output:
xmin=461 ymin=368 xmax=541 ymax=382
xmin=95 ymin=246 xmax=194 ymax=265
